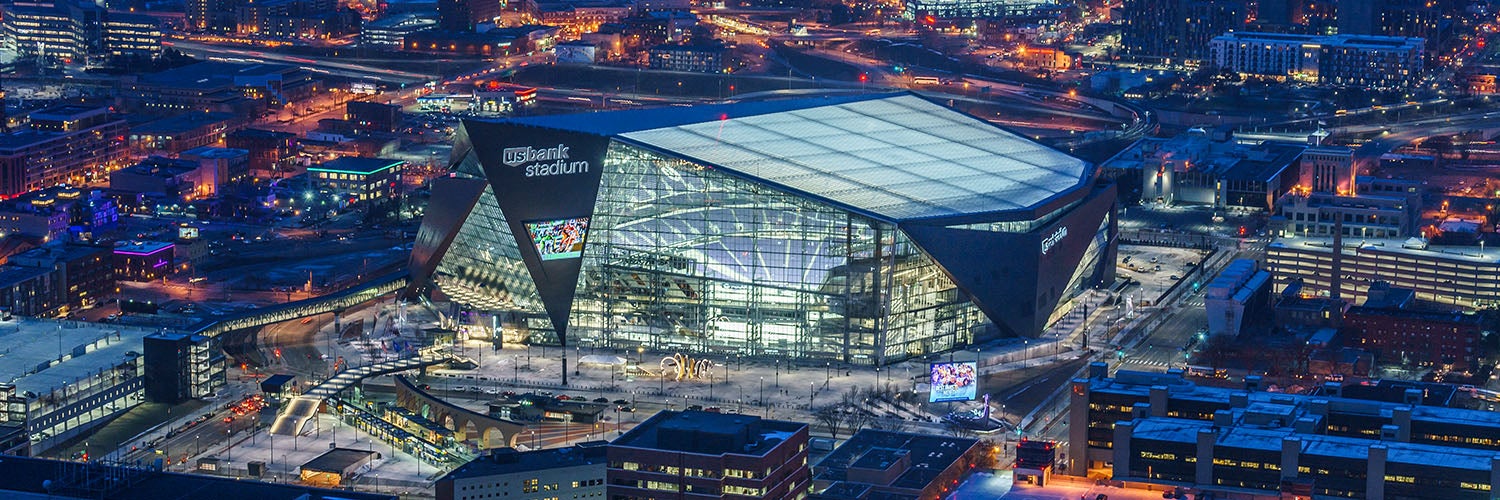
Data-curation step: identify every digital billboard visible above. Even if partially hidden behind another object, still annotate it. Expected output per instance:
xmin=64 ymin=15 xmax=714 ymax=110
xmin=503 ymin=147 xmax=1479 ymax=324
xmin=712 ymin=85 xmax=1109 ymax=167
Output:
xmin=525 ymin=217 xmax=590 ymax=261
xmin=930 ymin=361 xmax=978 ymax=402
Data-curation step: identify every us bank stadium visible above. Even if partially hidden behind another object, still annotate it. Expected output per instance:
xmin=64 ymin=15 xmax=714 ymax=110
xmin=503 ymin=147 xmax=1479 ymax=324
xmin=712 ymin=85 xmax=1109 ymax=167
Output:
xmin=407 ymin=93 xmax=1117 ymax=365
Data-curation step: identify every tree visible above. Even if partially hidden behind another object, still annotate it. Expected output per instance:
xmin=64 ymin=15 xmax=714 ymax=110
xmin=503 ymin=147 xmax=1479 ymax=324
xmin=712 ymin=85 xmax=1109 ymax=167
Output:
xmin=943 ymin=419 xmax=976 ymax=438
xmin=814 ymin=406 xmax=845 ymax=439
xmin=843 ymin=408 xmax=875 ymax=436
xmin=869 ymin=417 xmax=913 ymax=433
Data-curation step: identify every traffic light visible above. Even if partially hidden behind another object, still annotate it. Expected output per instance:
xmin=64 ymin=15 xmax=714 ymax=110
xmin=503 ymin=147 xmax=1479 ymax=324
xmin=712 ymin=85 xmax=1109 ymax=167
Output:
xmin=859 ymin=73 xmax=868 ymax=83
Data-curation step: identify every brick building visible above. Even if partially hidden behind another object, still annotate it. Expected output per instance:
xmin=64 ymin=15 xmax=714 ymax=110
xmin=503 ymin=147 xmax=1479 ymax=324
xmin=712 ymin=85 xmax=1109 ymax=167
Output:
xmin=607 ymin=410 xmax=811 ymax=499
xmin=1344 ymin=306 xmax=1487 ymax=370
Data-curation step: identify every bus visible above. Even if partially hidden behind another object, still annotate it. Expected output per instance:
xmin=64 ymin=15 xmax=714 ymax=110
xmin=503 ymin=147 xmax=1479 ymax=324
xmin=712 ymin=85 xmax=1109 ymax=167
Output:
xmin=1186 ymin=365 xmax=1227 ymax=379
xmin=912 ymin=76 xmax=942 ymax=85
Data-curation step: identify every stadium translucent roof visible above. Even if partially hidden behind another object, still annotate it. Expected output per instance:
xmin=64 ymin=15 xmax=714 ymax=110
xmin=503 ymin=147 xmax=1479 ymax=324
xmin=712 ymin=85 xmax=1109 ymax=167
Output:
xmin=616 ymin=94 xmax=1088 ymax=221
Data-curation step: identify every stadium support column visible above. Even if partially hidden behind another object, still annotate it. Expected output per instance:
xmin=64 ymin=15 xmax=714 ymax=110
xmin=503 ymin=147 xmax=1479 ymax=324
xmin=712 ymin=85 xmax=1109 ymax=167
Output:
xmin=870 ymin=223 xmax=883 ymax=366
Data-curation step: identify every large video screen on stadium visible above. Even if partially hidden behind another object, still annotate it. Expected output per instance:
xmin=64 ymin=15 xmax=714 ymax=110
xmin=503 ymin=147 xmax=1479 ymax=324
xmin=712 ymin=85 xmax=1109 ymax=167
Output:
xmin=929 ymin=361 xmax=978 ymax=402
xmin=525 ymin=218 xmax=590 ymax=261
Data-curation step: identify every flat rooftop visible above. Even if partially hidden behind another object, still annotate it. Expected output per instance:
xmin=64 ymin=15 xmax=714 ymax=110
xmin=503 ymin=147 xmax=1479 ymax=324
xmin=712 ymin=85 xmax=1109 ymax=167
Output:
xmin=131 ymin=112 xmax=238 ymax=136
xmin=0 ymin=455 xmax=396 ymax=500
xmin=814 ymin=429 xmax=978 ymax=490
xmin=309 ymin=157 xmax=404 ymax=175
xmin=180 ymin=146 xmax=249 ymax=159
xmin=301 ymin=447 xmax=379 ymax=473
xmin=612 ymin=410 xmax=805 ymax=456
xmin=1269 ymin=236 xmax=1500 ymax=264
xmin=1129 ymin=417 xmax=1494 ymax=471
xmin=114 ymin=241 xmax=174 ymax=255
xmin=441 ymin=442 xmax=607 ymax=480
xmin=0 ymin=319 xmax=150 ymax=395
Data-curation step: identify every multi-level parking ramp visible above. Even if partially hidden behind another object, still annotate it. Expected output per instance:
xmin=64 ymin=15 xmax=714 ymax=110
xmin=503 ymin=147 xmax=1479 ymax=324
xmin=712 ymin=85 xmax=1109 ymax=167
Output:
xmin=270 ymin=347 xmax=453 ymax=436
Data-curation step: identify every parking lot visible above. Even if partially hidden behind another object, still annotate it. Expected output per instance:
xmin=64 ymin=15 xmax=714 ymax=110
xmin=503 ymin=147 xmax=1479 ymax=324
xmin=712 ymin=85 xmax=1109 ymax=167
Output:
xmin=1116 ymin=245 xmax=1213 ymax=304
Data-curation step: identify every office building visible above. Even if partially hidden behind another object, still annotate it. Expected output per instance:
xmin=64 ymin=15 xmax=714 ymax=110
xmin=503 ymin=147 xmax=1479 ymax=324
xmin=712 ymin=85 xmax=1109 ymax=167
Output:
xmin=437 ymin=0 xmax=505 ymax=31
xmin=1337 ymin=0 xmax=1448 ymax=47
xmin=436 ymin=443 xmax=608 ymax=500
xmin=346 ymin=101 xmax=402 ymax=133
xmin=608 ymin=410 xmax=811 ymax=499
xmin=180 ymin=146 xmax=252 ymax=186
xmin=142 ymin=332 xmax=226 ymax=404
xmin=0 ymin=187 xmax=120 ymax=242
xmin=308 ymin=157 xmax=404 ymax=204
xmin=1071 ymin=363 xmax=1500 ymax=493
xmin=0 ymin=3 xmax=160 ymax=60
xmin=1203 ymin=259 xmax=1272 ymax=337
xmin=113 ymin=241 xmax=174 ymax=281
xmin=111 ymin=157 xmax=219 ymax=200
xmin=408 ymin=93 xmax=1118 ymax=364
xmin=648 ymin=43 xmax=728 ymax=73
xmin=898 ymin=0 xmax=1050 ymax=20
xmin=102 ymin=13 xmax=161 ymax=57
xmin=362 ymin=13 xmax=439 ymax=47
xmin=809 ymin=429 xmax=982 ymax=500
xmin=1208 ymin=32 xmax=1425 ymax=88
xmin=1344 ymin=302 xmax=1485 ymax=370
xmin=128 ymin=112 xmax=241 ymax=155
xmin=1121 ymin=0 xmax=1246 ymax=64
xmin=0 ymin=106 xmax=128 ymax=197
xmin=1105 ymin=370 xmax=1500 ymax=499
xmin=6 ymin=243 xmax=114 ymax=314
xmin=1101 ymin=128 xmax=1301 ymax=210
xmin=187 ymin=0 xmax=238 ymax=32
xmin=1273 ymin=190 xmax=1418 ymax=240
xmin=1265 ymin=237 xmax=1500 ymax=308
xmin=225 ymin=128 xmax=299 ymax=178
xmin=117 ymin=62 xmax=322 ymax=116
xmin=0 ymin=266 xmax=58 ymax=317
xmin=0 ymin=4 xmax=84 ymax=60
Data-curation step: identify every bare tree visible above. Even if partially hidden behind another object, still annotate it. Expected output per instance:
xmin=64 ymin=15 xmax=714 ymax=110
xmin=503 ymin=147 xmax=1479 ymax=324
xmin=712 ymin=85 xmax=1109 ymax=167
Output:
xmin=943 ymin=419 xmax=976 ymax=438
xmin=814 ymin=405 xmax=846 ymax=439
xmin=843 ymin=407 xmax=875 ymax=436
xmin=870 ymin=417 xmax=913 ymax=433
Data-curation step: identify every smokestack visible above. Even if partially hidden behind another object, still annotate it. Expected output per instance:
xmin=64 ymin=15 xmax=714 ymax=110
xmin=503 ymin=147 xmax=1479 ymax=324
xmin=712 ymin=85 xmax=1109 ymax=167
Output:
xmin=1331 ymin=212 xmax=1343 ymax=301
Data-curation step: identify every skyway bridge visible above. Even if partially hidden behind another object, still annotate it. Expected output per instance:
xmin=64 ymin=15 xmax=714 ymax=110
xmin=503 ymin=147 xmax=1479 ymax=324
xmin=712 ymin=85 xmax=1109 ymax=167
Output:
xmin=187 ymin=270 xmax=410 ymax=338
xmin=270 ymin=347 xmax=453 ymax=436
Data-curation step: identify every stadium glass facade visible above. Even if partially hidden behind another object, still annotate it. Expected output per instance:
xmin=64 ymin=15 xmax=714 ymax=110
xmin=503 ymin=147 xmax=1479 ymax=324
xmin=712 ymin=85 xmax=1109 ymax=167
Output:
xmin=409 ymin=94 xmax=1117 ymax=365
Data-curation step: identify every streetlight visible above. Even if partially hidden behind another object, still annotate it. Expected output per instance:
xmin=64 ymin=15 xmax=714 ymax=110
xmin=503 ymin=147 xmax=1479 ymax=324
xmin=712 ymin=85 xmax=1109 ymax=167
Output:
xmin=825 ymin=362 xmax=831 ymax=385
xmin=809 ymin=381 xmax=814 ymax=409
xmin=775 ymin=360 xmax=780 ymax=388
xmin=759 ymin=377 xmax=764 ymax=408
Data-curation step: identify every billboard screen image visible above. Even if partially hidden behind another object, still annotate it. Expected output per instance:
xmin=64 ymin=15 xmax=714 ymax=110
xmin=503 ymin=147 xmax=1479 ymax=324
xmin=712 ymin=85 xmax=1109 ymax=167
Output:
xmin=929 ymin=361 xmax=978 ymax=402
xmin=526 ymin=218 xmax=590 ymax=260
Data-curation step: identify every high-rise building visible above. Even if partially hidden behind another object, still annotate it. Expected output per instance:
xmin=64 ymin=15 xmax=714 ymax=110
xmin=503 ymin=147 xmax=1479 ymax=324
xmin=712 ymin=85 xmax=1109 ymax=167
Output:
xmin=1121 ymin=0 xmax=1246 ymax=64
xmin=1337 ymin=0 xmax=1445 ymax=43
xmin=437 ymin=0 xmax=506 ymax=31
xmin=102 ymin=13 xmax=162 ymax=57
xmin=0 ymin=106 xmax=128 ymax=197
xmin=187 ymin=0 xmax=237 ymax=32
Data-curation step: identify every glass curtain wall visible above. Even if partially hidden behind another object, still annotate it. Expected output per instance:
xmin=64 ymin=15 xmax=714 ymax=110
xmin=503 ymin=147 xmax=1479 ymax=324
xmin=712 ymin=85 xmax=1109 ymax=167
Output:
xmin=566 ymin=143 xmax=984 ymax=364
